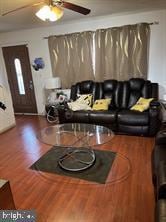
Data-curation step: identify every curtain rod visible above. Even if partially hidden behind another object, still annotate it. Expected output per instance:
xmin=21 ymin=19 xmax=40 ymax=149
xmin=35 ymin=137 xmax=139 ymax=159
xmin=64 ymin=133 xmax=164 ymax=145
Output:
xmin=43 ymin=21 xmax=159 ymax=39
xmin=149 ymin=21 xmax=159 ymax=25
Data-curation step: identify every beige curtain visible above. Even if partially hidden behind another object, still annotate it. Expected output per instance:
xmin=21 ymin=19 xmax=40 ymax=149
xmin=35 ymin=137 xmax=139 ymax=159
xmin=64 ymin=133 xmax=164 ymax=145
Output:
xmin=48 ymin=31 xmax=94 ymax=88
xmin=95 ymin=23 xmax=150 ymax=81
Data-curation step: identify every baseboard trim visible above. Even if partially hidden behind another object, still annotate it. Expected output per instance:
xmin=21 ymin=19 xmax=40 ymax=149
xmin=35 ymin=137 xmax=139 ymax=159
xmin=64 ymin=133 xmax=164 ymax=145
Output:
xmin=15 ymin=113 xmax=45 ymax=116
xmin=0 ymin=123 xmax=16 ymax=134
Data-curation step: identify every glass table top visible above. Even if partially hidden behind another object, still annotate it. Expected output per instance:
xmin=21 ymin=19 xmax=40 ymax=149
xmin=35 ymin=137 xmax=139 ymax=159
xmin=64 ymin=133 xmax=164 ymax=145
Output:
xmin=37 ymin=123 xmax=114 ymax=147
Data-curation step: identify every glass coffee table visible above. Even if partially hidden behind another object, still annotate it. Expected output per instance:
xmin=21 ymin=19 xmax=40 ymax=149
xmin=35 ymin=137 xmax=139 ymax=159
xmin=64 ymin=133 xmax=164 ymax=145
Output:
xmin=37 ymin=123 xmax=131 ymax=185
xmin=37 ymin=123 xmax=114 ymax=172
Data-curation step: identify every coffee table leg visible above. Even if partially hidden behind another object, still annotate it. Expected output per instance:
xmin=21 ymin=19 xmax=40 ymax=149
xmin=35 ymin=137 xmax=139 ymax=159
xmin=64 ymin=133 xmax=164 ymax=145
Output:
xmin=58 ymin=148 xmax=96 ymax=172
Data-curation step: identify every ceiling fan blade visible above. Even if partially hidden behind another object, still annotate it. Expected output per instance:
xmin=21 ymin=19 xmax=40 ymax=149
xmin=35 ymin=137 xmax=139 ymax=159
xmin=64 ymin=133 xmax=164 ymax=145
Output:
xmin=1 ymin=1 xmax=44 ymax=16
xmin=60 ymin=1 xmax=91 ymax=15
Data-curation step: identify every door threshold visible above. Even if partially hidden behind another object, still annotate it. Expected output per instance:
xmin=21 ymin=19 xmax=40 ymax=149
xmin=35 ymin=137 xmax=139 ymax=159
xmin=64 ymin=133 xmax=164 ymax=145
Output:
xmin=15 ymin=113 xmax=38 ymax=115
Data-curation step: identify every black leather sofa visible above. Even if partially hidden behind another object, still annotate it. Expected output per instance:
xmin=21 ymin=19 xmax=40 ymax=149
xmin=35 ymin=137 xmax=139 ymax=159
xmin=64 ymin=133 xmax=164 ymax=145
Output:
xmin=152 ymin=126 xmax=166 ymax=222
xmin=58 ymin=78 xmax=161 ymax=136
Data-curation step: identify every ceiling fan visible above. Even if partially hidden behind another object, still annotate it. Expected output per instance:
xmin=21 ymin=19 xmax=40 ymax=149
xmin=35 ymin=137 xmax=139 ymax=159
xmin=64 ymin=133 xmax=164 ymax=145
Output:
xmin=1 ymin=0 xmax=91 ymax=21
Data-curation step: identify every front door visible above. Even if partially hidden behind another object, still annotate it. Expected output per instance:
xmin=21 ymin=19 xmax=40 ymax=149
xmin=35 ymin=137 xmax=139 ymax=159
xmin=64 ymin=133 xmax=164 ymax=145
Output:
xmin=2 ymin=45 xmax=37 ymax=113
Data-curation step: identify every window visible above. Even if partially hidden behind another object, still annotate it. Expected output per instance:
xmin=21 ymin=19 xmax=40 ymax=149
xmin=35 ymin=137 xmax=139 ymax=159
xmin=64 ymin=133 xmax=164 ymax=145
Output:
xmin=14 ymin=58 xmax=25 ymax=95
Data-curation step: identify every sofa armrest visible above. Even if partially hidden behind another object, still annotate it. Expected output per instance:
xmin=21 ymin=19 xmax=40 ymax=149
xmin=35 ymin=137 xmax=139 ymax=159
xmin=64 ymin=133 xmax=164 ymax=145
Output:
xmin=157 ymin=161 xmax=166 ymax=199
xmin=156 ymin=131 xmax=166 ymax=145
xmin=151 ymin=100 xmax=166 ymax=123
xmin=150 ymin=100 xmax=161 ymax=108
xmin=57 ymin=103 xmax=71 ymax=123
xmin=148 ymin=103 xmax=162 ymax=136
xmin=155 ymin=199 xmax=166 ymax=222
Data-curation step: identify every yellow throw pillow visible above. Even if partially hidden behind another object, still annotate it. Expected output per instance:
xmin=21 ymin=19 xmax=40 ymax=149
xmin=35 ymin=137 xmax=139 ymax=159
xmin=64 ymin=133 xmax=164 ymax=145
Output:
xmin=92 ymin=99 xmax=111 ymax=111
xmin=130 ymin=97 xmax=154 ymax=112
xmin=76 ymin=94 xmax=93 ymax=106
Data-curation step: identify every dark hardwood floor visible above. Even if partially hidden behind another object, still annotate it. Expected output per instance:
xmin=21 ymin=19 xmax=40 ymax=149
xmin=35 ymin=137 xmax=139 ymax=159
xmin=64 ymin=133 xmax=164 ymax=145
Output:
xmin=0 ymin=115 xmax=155 ymax=222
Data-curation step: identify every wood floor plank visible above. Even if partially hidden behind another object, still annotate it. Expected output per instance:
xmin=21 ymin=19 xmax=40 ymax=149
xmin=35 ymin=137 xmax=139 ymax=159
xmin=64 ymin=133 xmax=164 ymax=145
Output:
xmin=0 ymin=115 xmax=155 ymax=222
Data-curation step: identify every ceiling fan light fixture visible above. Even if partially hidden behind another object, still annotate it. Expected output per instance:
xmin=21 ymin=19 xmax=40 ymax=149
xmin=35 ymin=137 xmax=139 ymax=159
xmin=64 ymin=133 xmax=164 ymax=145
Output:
xmin=50 ymin=6 xmax=64 ymax=21
xmin=35 ymin=5 xmax=63 ymax=22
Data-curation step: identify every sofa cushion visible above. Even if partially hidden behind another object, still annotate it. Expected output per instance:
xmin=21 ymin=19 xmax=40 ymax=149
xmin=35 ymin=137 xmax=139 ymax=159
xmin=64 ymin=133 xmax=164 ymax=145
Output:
xmin=63 ymin=110 xmax=89 ymax=123
xmin=89 ymin=110 xmax=117 ymax=124
xmin=118 ymin=109 xmax=149 ymax=125
xmin=118 ymin=124 xmax=149 ymax=135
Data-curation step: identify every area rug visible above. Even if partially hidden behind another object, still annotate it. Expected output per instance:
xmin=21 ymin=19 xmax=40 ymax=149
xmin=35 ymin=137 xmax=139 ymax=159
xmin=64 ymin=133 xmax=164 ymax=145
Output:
xmin=30 ymin=147 xmax=116 ymax=184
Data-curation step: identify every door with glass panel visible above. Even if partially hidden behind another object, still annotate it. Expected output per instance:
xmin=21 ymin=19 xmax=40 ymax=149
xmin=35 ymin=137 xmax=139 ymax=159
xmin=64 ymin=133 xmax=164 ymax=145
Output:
xmin=2 ymin=45 xmax=37 ymax=113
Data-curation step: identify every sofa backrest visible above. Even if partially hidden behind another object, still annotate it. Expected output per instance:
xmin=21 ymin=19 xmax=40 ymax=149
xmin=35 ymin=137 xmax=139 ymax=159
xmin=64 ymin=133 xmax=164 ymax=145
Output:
xmin=70 ymin=78 xmax=158 ymax=109
xmin=120 ymin=78 xmax=158 ymax=109
xmin=70 ymin=80 xmax=100 ymax=101
xmin=99 ymin=80 xmax=123 ymax=108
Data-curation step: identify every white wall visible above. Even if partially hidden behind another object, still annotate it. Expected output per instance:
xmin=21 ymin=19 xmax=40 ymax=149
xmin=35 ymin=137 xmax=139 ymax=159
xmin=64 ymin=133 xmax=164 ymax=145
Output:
xmin=0 ymin=85 xmax=15 ymax=133
xmin=0 ymin=9 xmax=166 ymax=114
xmin=0 ymin=46 xmax=16 ymax=131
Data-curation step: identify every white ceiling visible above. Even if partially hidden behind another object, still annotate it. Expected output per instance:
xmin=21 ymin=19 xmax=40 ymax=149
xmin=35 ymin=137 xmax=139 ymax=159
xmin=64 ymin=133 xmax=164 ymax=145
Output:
xmin=0 ymin=0 xmax=166 ymax=33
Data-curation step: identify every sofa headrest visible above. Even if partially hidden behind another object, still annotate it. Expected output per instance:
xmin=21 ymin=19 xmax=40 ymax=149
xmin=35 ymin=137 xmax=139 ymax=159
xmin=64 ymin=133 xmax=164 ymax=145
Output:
xmin=103 ymin=80 xmax=118 ymax=92
xmin=121 ymin=78 xmax=153 ymax=109
xmin=78 ymin=81 xmax=94 ymax=94
xmin=102 ymin=80 xmax=122 ymax=108
xmin=129 ymin=78 xmax=146 ymax=91
xmin=70 ymin=80 xmax=98 ymax=101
